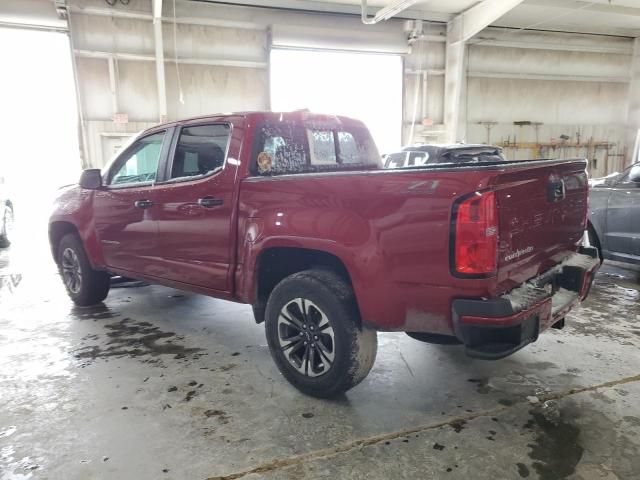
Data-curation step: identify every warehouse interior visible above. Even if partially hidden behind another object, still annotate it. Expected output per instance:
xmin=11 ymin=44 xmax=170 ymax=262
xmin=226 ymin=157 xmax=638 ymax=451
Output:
xmin=1 ymin=0 xmax=640 ymax=479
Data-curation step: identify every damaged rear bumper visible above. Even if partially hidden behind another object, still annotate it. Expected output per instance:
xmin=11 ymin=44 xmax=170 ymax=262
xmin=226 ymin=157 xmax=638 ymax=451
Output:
xmin=452 ymin=246 xmax=600 ymax=360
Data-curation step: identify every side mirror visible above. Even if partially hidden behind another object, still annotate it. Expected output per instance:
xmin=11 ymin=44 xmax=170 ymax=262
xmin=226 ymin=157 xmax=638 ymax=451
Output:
xmin=79 ymin=169 xmax=102 ymax=190
xmin=630 ymin=165 xmax=640 ymax=183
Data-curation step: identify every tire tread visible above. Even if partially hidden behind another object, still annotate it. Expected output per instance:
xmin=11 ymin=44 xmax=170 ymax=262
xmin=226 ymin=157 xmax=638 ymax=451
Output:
xmin=265 ymin=269 xmax=377 ymax=398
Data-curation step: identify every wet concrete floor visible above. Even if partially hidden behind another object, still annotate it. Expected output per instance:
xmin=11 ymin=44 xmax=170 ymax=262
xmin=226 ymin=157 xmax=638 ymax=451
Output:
xmin=1 ymin=239 xmax=639 ymax=479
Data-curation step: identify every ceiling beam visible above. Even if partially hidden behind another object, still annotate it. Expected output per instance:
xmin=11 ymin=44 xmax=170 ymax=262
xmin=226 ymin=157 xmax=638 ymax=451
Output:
xmin=525 ymin=0 xmax=640 ymax=19
xmin=468 ymin=37 xmax=633 ymax=55
xmin=74 ymin=49 xmax=267 ymax=69
xmin=448 ymin=0 xmax=526 ymax=45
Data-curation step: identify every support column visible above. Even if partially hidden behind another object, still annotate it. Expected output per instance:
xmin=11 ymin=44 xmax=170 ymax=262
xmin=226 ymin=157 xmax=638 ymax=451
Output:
xmin=443 ymin=35 xmax=465 ymax=144
xmin=626 ymin=38 xmax=640 ymax=166
xmin=152 ymin=0 xmax=167 ymax=123
xmin=443 ymin=0 xmax=525 ymax=143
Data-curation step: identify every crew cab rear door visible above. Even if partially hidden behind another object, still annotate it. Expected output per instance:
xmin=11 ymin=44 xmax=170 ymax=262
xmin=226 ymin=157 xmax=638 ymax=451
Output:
xmin=152 ymin=118 xmax=244 ymax=293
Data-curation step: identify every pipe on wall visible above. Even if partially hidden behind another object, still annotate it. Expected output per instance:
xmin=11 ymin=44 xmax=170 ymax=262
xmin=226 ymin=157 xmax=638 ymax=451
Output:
xmin=361 ymin=0 xmax=422 ymax=25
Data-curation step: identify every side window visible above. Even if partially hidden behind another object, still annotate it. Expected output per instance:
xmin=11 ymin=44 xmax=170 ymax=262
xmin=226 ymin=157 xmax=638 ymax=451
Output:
xmin=308 ymin=130 xmax=337 ymax=165
xmin=170 ymin=124 xmax=230 ymax=180
xmin=110 ymin=132 xmax=165 ymax=186
xmin=618 ymin=174 xmax=633 ymax=185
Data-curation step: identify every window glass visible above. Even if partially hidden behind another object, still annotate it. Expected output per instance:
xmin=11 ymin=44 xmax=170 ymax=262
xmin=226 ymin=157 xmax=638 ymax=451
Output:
xmin=171 ymin=124 xmax=230 ymax=179
xmin=408 ymin=151 xmax=429 ymax=166
xmin=618 ymin=172 xmax=633 ymax=185
xmin=253 ymin=121 xmax=381 ymax=176
xmin=384 ymin=153 xmax=406 ymax=169
xmin=110 ymin=132 xmax=165 ymax=185
xmin=338 ymin=131 xmax=367 ymax=164
xmin=308 ymin=130 xmax=336 ymax=165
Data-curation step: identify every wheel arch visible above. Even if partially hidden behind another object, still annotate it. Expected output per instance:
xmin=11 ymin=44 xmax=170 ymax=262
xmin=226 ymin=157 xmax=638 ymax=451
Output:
xmin=587 ymin=219 xmax=603 ymax=259
xmin=49 ymin=221 xmax=80 ymax=264
xmin=251 ymin=246 xmax=356 ymax=324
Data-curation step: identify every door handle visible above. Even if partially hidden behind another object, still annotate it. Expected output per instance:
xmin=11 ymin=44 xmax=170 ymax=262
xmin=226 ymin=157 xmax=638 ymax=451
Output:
xmin=198 ymin=197 xmax=224 ymax=208
xmin=134 ymin=199 xmax=154 ymax=209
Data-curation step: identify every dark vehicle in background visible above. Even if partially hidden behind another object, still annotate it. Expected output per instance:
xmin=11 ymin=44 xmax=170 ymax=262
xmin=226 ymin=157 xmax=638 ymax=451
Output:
xmin=0 ymin=176 xmax=13 ymax=248
xmin=384 ymin=144 xmax=506 ymax=169
xmin=588 ymin=162 xmax=640 ymax=265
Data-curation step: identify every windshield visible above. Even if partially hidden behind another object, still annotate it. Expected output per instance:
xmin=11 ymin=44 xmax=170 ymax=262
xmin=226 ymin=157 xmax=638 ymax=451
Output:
xmin=253 ymin=121 xmax=381 ymax=176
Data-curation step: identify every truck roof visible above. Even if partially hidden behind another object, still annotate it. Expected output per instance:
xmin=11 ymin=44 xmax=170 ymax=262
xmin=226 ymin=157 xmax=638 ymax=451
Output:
xmin=147 ymin=111 xmax=367 ymax=132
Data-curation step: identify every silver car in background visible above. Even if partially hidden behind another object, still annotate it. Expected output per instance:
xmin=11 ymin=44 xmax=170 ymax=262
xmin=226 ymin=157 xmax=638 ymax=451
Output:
xmin=588 ymin=162 xmax=640 ymax=265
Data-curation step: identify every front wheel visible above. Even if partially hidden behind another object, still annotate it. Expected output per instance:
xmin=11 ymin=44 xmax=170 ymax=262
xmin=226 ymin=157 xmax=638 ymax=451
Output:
xmin=265 ymin=269 xmax=377 ymax=398
xmin=57 ymin=233 xmax=111 ymax=306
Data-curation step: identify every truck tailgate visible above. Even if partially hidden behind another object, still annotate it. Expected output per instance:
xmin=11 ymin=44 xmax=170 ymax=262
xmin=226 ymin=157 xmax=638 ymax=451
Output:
xmin=492 ymin=159 xmax=588 ymax=294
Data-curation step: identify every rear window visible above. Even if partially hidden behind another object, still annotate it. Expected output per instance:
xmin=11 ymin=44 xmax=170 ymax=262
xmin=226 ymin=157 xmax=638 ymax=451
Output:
xmin=252 ymin=121 xmax=381 ymax=176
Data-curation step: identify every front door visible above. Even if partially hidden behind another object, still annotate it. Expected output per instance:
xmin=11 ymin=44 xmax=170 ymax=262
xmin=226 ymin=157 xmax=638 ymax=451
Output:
xmin=153 ymin=121 xmax=240 ymax=292
xmin=605 ymin=168 xmax=640 ymax=259
xmin=93 ymin=130 xmax=169 ymax=276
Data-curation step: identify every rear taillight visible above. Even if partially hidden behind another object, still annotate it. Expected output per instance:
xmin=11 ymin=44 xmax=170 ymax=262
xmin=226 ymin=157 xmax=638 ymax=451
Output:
xmin=453 ymin=191 xmax=498 ymax=276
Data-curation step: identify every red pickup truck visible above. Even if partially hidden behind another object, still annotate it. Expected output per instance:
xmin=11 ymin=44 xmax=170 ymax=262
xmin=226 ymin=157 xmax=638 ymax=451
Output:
xmin=49 ymin=111 xmax=599 ymax=397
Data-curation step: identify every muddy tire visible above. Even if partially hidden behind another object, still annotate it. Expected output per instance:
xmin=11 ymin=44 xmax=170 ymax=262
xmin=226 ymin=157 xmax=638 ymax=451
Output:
xmin=265 ymin=269 xmax=377 ymax=398
xmin=57 ymin=233 xmax=110 ymax=306
xmin=0 ymin=204 xmax=13 ymax=248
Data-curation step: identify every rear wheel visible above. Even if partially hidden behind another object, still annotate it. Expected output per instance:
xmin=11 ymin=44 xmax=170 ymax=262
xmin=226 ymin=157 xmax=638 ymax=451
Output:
xmin=0 ymin=204 xmax=14 ymax=248
xmin=57 ymin=233 xmax=110 ymax=306
xmin=265 ymin=269 xmax=377 ymax=398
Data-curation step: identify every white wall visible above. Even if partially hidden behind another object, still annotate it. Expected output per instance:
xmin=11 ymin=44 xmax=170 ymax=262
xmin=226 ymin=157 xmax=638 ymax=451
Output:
xmin=63 ymin=0 xmax=636 ymax=176
xmin=403 ymin=27 xmax=634 ymax=176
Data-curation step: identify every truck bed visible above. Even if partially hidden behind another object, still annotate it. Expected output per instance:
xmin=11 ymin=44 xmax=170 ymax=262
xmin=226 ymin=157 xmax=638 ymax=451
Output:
xmin=237 ymin=158 xmax=589 ymax=335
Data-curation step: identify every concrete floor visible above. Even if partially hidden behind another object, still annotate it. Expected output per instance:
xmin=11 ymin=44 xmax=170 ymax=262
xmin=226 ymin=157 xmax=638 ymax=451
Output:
xmin=1 ymin=236 xmax=640 ymax=480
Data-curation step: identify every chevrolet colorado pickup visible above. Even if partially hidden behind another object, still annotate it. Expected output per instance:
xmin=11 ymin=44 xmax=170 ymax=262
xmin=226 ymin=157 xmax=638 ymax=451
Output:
xmin=49 ymin=111 xmax=599 ymax=397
